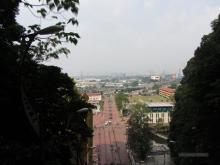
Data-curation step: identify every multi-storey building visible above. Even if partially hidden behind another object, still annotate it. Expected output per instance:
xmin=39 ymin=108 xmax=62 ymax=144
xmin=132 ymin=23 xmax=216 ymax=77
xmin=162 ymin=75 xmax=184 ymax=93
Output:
xmin=146 ymin=102 xmax=173 ymax=124
xmin=150 ymin=75 xmax=160 ymax=81
xmin=86 ymin=92 xmax=102 ymax=104
xmin=159 ymin=87 xmax=176 ymax=99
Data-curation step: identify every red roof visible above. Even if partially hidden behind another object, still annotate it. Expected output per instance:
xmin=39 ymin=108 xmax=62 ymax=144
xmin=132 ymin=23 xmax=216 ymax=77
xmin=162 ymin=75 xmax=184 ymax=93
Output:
xmin=160 ymin=87 xmax=176 ymax=93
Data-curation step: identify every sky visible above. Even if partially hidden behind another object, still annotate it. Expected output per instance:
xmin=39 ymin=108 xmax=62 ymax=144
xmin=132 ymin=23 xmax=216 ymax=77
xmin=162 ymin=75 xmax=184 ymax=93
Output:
xmin=17 ymin=0 xmax=220 ymax=76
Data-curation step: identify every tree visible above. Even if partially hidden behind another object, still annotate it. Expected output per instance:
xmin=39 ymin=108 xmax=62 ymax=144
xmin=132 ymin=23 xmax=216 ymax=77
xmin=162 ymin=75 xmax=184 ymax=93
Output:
xmin=169 ymin=14 xmax=220 ymax=165
xmin=131 ymin=80 xmax=139 ymax=87
xmin=152 ymin=83 xmax=161 ymax=94
xmin=0 ymin=0 xmax=94 ymax=164
xmin=127 ymin=104 xmax=151 ymax=160
xmin=170 ymin=82 xmax=178 ymax=89
xmin=115 ymin=92 xmax=129 ymax=111
xmin=1 ymin=0 xmax=80 ymax=61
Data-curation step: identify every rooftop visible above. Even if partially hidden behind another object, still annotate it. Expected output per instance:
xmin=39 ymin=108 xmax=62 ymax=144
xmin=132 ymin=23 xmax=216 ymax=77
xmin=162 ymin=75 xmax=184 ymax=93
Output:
xmin=160 ymin=87 xmax=176 ymax=93
xmin=147 ymin=102 xmax=174 ymax=107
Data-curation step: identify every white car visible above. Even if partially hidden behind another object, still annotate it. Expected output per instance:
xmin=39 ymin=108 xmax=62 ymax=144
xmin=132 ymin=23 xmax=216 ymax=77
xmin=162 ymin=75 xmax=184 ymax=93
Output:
xmin=104 ymin=121 xmax=109 ymax=125
xmin=104 ymin=120 xmax=112 ymax=126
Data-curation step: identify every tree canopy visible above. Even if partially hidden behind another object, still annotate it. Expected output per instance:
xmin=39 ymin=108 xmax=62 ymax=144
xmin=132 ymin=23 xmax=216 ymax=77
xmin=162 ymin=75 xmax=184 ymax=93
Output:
xmin=169 ymin=14 xmax=220 ymax=165
xmin=0 ymin=0 xmax=94 ymax=164
xmin=115 ymin=92 xmax=129 ymax=111
xmin=127 ymin=104 xmax=151 ymax=160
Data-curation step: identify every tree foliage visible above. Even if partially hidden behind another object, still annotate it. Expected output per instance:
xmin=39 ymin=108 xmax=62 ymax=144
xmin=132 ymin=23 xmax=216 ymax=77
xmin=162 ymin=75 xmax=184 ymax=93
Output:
xmin=152 ymin=83 xmax=161 ymax=94
xmin=169 ymin=15 xmax=220 ymax=165
xmin=1 ymin=0 xmax=80 ymax=62
xmin=130 ymin=80 xmax=139 ymax=87
xmin=0 ymin=0 xmax=94 ymax=164
xmin=115 ymin=92 xmax=129 ymax=111
xmin=127 ymin=105 xmax=151 ymax=160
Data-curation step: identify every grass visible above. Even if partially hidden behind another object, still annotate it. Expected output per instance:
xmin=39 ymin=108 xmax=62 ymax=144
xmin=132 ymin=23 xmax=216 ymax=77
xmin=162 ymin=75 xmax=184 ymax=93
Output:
xmin=129 ymin=95 xmax=171 ymax=103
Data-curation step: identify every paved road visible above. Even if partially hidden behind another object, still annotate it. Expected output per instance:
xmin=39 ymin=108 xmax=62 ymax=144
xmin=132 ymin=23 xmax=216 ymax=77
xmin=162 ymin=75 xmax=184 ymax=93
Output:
xmin=93 ymin=95 xmax=130 ymax=165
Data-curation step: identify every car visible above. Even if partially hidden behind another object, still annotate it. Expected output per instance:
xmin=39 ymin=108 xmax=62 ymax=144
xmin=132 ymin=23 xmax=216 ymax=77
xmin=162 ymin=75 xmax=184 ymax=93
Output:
xmin=104 ymin=121 xmax=108 ymax=125
xmin=104 ymin=120 xmax=112 ymax=126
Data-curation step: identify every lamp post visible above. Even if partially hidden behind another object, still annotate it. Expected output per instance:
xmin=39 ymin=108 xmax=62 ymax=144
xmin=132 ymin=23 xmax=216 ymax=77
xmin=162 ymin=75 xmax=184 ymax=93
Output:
xmin=77 ymin=107 xmax=90 ymax=113
xmin=79 ymin=108 xmax=94 ymax=165
xmin=18 ymin=25 xmax=64 ymax=165
xmin=77 ymin=108 xmax=93 ymax=165
xmin=169 ymin=140 xmax=176 ymax=144
xmin=19 ymin=25 xmax=64 ymax=68
xmin=19 ymin=25 xmax=64 ymax=137
xmin=67 ymin=108 xmax=89 ymax=127
xmin=67 ymin=107 xmax=94 ymax=165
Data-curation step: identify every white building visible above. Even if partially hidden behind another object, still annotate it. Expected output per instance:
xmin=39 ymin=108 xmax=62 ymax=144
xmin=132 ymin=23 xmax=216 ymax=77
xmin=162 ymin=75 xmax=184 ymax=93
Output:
xmin=87 ymin=93 xmax=102 ymax=104
xmin=86 ymin=93 xmax=102 ymax=113
xmin=146 ymin=102 xmax=173 ymax=124
xmin=150 ymin=75 xmax=160 ymax=81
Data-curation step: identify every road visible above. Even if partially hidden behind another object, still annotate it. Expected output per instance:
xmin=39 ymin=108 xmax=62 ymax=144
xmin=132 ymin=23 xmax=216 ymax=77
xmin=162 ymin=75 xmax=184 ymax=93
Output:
xmin=93 ymin=95 xmax=130 ymax=165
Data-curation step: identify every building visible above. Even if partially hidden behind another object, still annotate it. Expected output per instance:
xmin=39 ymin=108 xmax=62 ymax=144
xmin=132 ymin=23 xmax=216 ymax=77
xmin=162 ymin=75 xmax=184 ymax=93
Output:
xmin=86 ymin=92 xmax=102 ymax=104
xmin=159 ymin=87 xmax=176 ymax=99
xmin=85 ymin=92 xmax=102 ymax=113
xmin=145 ymin=102 xmax=173 ymax=124
xmin=171 ymin=73 xmax=176 ymax=80
xmin=150 ymin=75 xmax=160 ymax=81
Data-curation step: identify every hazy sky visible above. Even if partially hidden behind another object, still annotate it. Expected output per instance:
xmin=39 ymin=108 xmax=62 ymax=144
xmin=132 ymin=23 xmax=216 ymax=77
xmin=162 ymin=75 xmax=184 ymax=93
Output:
xmin=17 ymin=0 xmax=220 ymax=76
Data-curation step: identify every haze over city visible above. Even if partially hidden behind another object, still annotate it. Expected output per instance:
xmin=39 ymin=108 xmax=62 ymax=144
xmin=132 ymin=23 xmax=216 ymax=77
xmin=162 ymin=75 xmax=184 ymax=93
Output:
xmin=2 ymin=0 xmax=220 ymax=165
xmin=17 ymin=0 xmax=220 ymax=76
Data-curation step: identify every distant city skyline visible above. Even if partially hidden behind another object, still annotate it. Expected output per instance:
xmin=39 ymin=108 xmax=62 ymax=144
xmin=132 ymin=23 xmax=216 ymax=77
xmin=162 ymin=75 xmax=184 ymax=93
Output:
xmin=17 ymin=0 xmax=220 ymax=76
xmin=75 ymin=70 xmax=181 ymax=76
xmin=74 ymin=70 xmax=183 ymax=78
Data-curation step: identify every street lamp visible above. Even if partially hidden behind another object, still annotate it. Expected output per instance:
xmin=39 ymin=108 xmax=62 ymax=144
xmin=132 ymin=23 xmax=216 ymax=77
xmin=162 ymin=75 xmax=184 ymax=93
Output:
xmin=19 ymin=25 xmax=64 ymax=136
xmin=19 ymin=25 xmax=64 ymax=66
xmin=32 ymin=25 xmax=64 ymax=36
xmin=73 ymin=107 xmax=93 ymax=165
xmin=169 ymin=140 xmax=176 ymax=144
xmin=77 ymin=107 xmax=90 ymax=113
xmin=67 ymin=108 xmax=90 ymax=127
